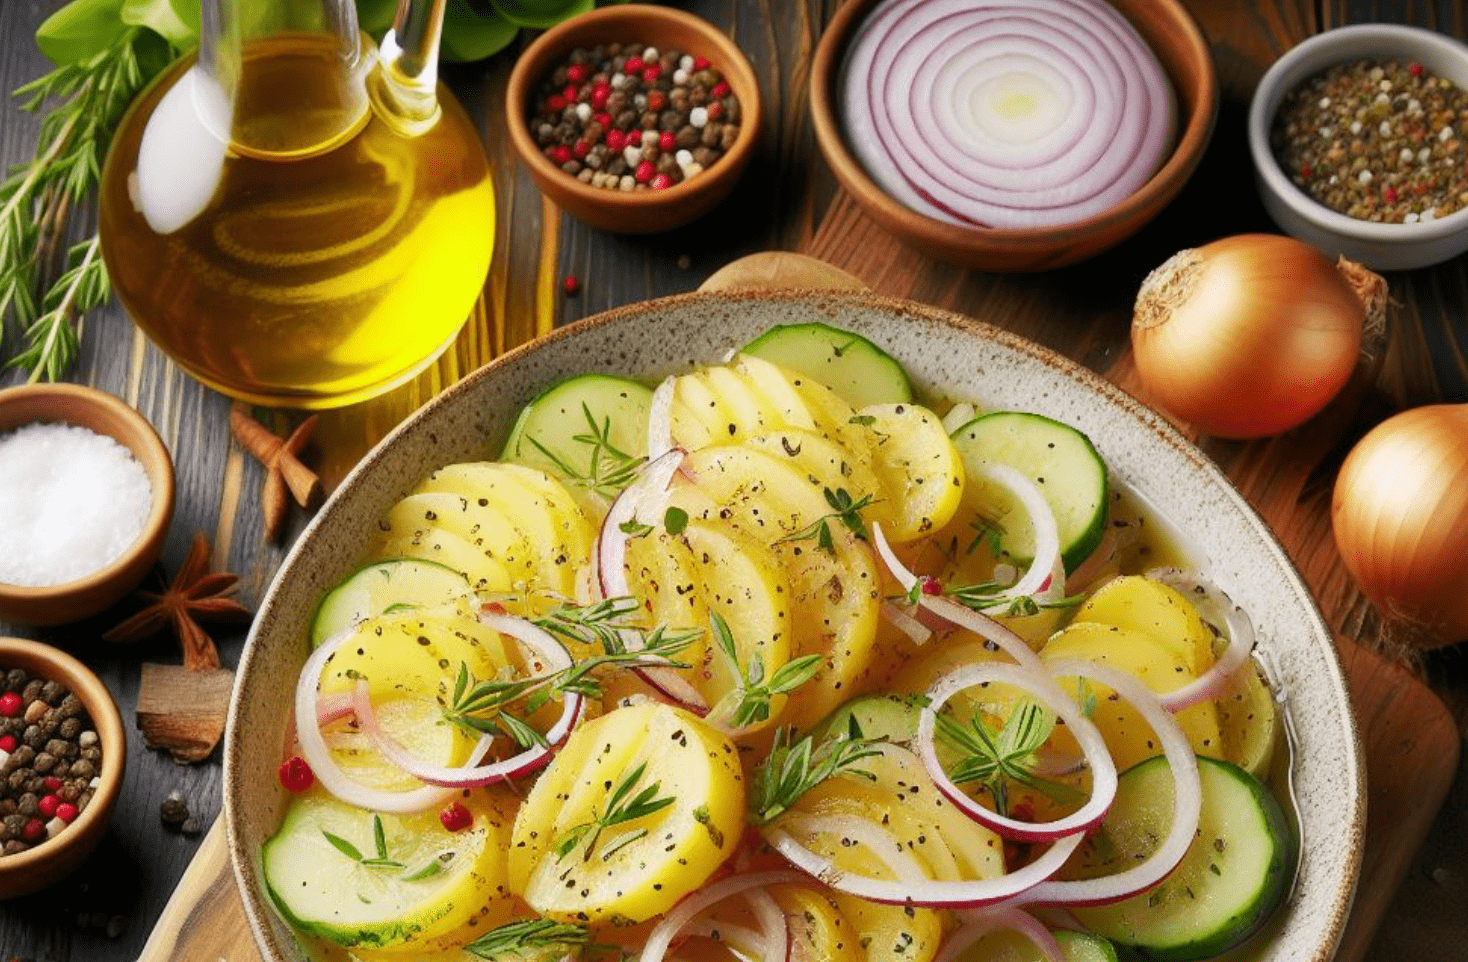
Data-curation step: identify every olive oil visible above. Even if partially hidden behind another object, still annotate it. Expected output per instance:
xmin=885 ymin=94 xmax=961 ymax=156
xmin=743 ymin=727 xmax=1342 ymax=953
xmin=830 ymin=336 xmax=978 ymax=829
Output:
xmin=99 ymin=34 xmax=495 ymax=408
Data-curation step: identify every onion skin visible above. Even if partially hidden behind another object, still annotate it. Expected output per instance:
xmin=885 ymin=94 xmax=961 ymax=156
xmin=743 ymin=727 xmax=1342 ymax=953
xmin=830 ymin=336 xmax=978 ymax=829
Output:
xmin=1332 ymin=404 xmax=1468 ymax=649
xmin=1131 ymin=234 xmax=1373 ymax=439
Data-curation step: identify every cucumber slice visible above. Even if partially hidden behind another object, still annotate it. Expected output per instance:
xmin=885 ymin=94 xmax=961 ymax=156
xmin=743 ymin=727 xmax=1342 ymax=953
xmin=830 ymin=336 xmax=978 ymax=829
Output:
xmin=263 ymin=790 xmax=495 ymax=949
xmin=502 ymin=374 xmax=653 ymax=494
xmin=950 ymin=411 xmax=1108 ymax=571
xmin=1071 ymin=756 xmax=1296 ymax=962
xmin=815 ymin=693 xmax=923 ymax=744
xmin=742 ymin=322 xmax=913 ymax=408
xmin=310 ymin=559 xmax=470 ymax=647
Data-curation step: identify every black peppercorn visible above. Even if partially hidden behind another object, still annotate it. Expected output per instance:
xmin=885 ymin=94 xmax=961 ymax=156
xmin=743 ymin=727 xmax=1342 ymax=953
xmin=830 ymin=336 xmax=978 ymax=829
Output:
xmin=160 ymin=793 xmax=189 ymax=828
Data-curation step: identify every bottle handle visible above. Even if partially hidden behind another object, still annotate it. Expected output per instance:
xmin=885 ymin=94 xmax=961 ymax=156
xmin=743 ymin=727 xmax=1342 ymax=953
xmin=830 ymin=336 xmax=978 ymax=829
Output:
xmin=372 ymin=0 xmax=447 ymax=133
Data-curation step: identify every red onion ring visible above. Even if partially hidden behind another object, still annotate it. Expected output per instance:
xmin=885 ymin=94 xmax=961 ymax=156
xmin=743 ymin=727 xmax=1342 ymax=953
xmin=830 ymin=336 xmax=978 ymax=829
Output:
xmin=970 ymin=463 xmax=1064 ymax=611
xmin=1145 ymin=569 xmax=1258 ymax=712
xmin=316 ymin=691 xmax=353 ymax=726
xmin=938 ymin=907 xmax=1064 ymax=962
xmin=916 ymin=594 xmax=1047 ymax=674
xmin=778 ymin=811 xmax=930 ymax=883
xmin=916 ymin=661 xmax=1117 ymax=842
xmin=1010 ymin=659 xmax=1202 ymax=908
xmin=880 ymin=599 xmax=934 ymax=645
xmin=647 ymin=376 xmax=674 ymax=461
xmin=597 ymin=448 xmax=687 ymax=601
xmin=639 ymin=871 xmax=804 ymax=962
xmin=744 ymin=888 xmax=791 ymax=962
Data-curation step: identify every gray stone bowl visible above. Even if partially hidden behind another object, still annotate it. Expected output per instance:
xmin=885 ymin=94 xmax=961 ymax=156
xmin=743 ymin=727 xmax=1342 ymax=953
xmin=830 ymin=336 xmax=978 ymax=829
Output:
xmin=224 ymin=291 xmax=1364 ymax=962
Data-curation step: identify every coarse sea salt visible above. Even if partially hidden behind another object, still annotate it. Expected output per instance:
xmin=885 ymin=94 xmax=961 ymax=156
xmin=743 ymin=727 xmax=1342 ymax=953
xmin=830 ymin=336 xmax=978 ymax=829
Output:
xmin=0 ymin=423 xmax=152 ymax=587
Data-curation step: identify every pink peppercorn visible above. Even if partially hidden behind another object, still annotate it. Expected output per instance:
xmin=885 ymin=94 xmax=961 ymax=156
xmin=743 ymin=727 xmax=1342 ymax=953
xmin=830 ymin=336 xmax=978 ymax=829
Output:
xmin=55 ymin=803 xmax=78 ymax=824
xmin=624 ymin=56 xmax=645 ymax=74
xmin=38 ymin=794 xmax=58 ymax=819
xmin=606 ymin=129 xmax=626 ymax=152
xmin=546 ymin=94 xmax=567 ymax=113
xmin=1410 ymin=62 xmax=1424 ymax=76
xmin=635 ymin=160 xmax=655 ymax=183
xmin=0 ymin=735 xmax=14 ymax=753
xmin=642 ymin=65 xmax=662 ymax=83
xmin=711 ymin=81 xmax=731 ymax=99
xmin=647 ymin=91 xmax=667 ymax=113
xmin=650 ymin=174 xmax=672 ymax=190
xmin=548 ymin=144 xmax=573 ymax=165
xmin=42 ymin=776 xmax=60 ymax=792
xmin=562 ymin=83 xmax=579 ymax=102
xmin=0 ymin=693 xmax=21 ymax=718
xmin=920 ymin=576 xmax=942 ymax=596
xmin=693 ymin=55 xmax=710 ymax=71
xmin=595 ymin=111 xmax=612 ymax=129
xmin=659 ymin=130 xmax=676 ymax=152
xmin=1384 ymin=185 xmax=1398 ymax=203
xmin=278 ymin=756 xmax=314 ymax=793
xmin=440 ymin=802 xmax=473 ymax=832
xmin=707 ymin=101 xmax=724 ymax=121
xmin=591 ymin=82 xmax=611 ymax=111
xmin=567 ymin=63 xmax=589 ymax=84
xmin=563 ymin=275 xmax=580 ymax=296
xmin=573 ymin=139 xmax=590 ymax=159
xmin=21 ymin=819 xmax=44 ymax=842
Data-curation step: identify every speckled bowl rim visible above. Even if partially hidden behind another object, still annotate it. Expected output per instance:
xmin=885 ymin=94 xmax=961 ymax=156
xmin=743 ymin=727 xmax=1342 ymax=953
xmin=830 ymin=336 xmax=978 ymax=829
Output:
xmin=1248 ymin=23 xmax=1468 ymax=243
xmin=225 ymin=290 xmax=1364 ymax=962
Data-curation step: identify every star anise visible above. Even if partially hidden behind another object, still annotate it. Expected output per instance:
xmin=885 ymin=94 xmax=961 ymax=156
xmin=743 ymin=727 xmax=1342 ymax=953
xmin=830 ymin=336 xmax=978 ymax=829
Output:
xmin=104 ymin=532 xmax=253 ymax=670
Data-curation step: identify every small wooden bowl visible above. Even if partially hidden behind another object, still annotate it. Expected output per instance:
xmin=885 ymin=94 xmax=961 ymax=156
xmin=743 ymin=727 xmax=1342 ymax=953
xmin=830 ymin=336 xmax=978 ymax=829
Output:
xmin=507 ymin=4 xmax=762 ymax=233
xmin=0 ymin=637 xmax=126 ymax=898
xmin=0 ymin=384 xmax=175 ymax=626
xmin=809 ymin=0 xmax=1218 ymax=272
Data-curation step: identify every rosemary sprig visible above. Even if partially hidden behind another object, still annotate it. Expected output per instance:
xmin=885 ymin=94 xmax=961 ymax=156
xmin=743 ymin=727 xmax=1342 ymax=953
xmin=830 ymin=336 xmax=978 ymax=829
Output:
xmin=748 ymin=722 xmax=883 ymax=825
xmin=943 ymin=581 xmax=1084 ymax=617
xmin=533 ymin=596 xmax=700 ymax=659
xmin=320 ymin=813 xmax=447 ymax=881
xmin=934 ymin=701 xmax=1086 ymax=816
xmin=1 ymin=27 xmax=169 ymax=380
xmin=527 ymin=403 xmax=646 ymax=497
xmin=709 ymin=611 xmax=822 ymax=728
xmin=774 ymin=487 xmax=876 ymax=554
xmin=464 ymin=918 xmax=595 ymax=960
xmin=552 ymin=761 xmax=675 ymax=862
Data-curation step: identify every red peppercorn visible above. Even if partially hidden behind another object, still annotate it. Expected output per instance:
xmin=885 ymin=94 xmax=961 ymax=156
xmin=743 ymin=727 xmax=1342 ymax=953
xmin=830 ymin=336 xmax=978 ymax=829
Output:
xmin=546 ymin=94 xmax=567 ymax=113
xmin=595 ymin=111 xmax=612 ymax=130
xmin=55 ymin=803 xmax=78 ymax=824
xmin=711 ymin=81 xmax=731 ymax=99
xmin=659 ymin=130 xmax=676 ymax=152
xmin=567 ymin=63 xmax=589 ymax=84
xmin=624 ymin=56 xmax=645 ymax=74
xmin=693 ymin=55 xmax=711 ymax=71
xmin=591 ymin=87 xmax=610 ymax=111
xmin=706 ymin=101 xmax=724 ymax=121
xmin=647 ymin=90 xmax=667 ymax=113
xmin=606 ymin=129 xmax=627 ymax=152
xmin=650 ymin=174 xmax=672 ymax=190
xmin=440 ymin=802 xmax=473 ymax=832
xmin=38 ymin=794 xmax=58 ymax=819
xmin=1299 ymin=163 xmax=1312 ymax=179
xmin=0 ymin=735 xmax=15 ymax=753
xmin=920 ymin=576 xmax=942 ymax=596
xmin=642 ymin=65 xmax=662 ymax=83
xmin=635 ymin=160 xmax=655 ymax=183
xmin=563 ymin=274 xmax=580 ymax=296
xmin=1384 ymin=185 xmax=1398 ymax=203
xmin=562 ymin=83 xmax=578 ymax=102
xmin=22 ymin=819 xmax=44 ymax=842
xmin=42 ymin=776 xmax=60 ymax=791
xmin=278 ymin=755 xmax=314 ymax=793
xmin=1410 ymin=62 xmax=1424 ymax=76
xmin=0 ymin=693 xmax=21 ymax=718
xmin=548 ymin=144 xmax=573 ymax=165
xmin=573 ymin=139 xmax=590 ymax=159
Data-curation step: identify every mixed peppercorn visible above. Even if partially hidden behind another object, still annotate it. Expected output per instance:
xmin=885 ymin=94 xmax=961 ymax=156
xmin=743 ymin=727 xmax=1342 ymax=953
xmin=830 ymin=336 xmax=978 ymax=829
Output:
xmin=0 ymin=669 xmax=102 ymax=854
xmin=1271 ymin=58 xmax=1468 ymax=223
xmin=529 ymin=42 xmax=742 ymax=192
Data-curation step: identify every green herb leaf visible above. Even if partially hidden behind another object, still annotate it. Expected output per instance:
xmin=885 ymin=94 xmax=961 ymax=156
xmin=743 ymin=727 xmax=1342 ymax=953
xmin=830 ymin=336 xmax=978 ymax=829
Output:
xmin=553 ymin=761 xmax=674 ymax=862
xmin=774 ymin=487 xmax=876 ymax=554
xmin=120 ymin=0 xmax=200 ymax=48
xmin=35 ymin=0 xmax=127 ymax=65
xmin=663 ymin=506 xmax=689 ymax=536
xmin=322 ymin=830 xmax=366 ymax=863
xmin=464 ymin=918 xmax=593 ymax=960
xmin=442 ymin=0 xmax=519 ymax=62
xmin=748 ymin=726 xmax=882 ymax=825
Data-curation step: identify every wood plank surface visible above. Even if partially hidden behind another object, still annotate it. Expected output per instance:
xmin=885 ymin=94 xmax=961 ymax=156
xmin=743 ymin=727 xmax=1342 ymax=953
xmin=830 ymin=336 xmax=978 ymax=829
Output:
xmin=0 ymin=1 xmax=1465 ymax=961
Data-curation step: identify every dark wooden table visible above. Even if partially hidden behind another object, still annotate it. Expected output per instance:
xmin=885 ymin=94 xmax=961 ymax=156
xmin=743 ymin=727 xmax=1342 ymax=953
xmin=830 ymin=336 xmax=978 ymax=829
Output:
xmin=1 ymin=1 xmax=1466 ymax=961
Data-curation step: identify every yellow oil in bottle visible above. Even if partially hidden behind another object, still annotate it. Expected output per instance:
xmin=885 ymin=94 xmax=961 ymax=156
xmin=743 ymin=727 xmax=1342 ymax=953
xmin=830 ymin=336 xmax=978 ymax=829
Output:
xmin=99 ymin=34 xmax=495 ymax=408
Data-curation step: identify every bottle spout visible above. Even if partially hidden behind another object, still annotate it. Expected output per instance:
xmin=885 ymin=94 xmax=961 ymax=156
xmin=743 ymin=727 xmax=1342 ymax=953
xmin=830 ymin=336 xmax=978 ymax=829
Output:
xmin=371 ymin=0 xmax=447 ymax=134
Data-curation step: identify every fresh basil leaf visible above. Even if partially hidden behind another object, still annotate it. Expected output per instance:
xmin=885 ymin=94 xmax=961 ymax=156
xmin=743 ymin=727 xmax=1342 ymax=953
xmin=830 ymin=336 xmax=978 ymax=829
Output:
xmin=440 ymin=0 xmax=517 ymax=63
xmin=488 ymin=0 xmax=591 ymax=30
xmin=35 ymin=0 xmax=128 ymax=65
xmin=120 ymin=0 xmax=200 ymax=47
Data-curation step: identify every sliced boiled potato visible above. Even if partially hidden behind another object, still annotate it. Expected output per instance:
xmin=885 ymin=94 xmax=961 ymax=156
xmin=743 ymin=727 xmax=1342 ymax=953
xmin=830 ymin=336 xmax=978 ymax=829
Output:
xmin=671 ymin=371 xmax=735 ymax=449
xmin=773 ymin=884 xmax=864 ymax=962
xmin=733 ymin=354 xmax=820 ymax=432
xmin=508 ymin=702 xmax=743 ymax=924
xmin=1217 ymin=663 xmax=1280 ymax=779
xmin=381 ymin=491 xmax=534 ymax=586
xmin=743 ymin=428 xmax=885 ymax=509
xmin=857 ymin=402 xmax=965 ymax=543
xmin=703 ymin=365 xmax=780 ymax=437
xmin=828 ymin=886 xmax=943 ymax=962
xmin=375 ymin=522 xmax=515 ymax=594
xmin=1073 ymin=575 xmax=1215 ymax=675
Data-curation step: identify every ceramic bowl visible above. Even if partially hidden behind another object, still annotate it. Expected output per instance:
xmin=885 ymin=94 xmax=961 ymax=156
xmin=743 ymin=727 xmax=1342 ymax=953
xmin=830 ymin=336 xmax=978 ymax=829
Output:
xmin=0 ymin=637 xmax=126 ymax=898
xmin=0 ymin=384 xmax=175 ymax=627
xmin=808 ymin=0 xmax=1218 ymax=272
xmin=506 ymin=5 xmax=762 ymax=233
xmin=1249 ymin=24 xmax=1468 ymax=270
xmin=225 ymin=291 xmax=1363 ymax=962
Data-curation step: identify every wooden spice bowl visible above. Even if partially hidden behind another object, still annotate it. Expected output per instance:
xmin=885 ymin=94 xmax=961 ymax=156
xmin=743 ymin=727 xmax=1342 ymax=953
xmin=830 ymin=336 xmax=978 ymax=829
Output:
xmin=0 ymin=637 xmax=126 ymax=898
xmin=808 ymin=0 xmax=1218 ymax=272
xmin=506 ymin=4 xmax=762 ymax=233
xmin=0 ymin=384 xmax=175 ymax=627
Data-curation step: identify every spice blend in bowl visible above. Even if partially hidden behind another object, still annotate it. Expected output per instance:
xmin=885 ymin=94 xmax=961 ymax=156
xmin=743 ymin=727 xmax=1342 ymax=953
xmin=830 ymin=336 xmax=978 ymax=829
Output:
xmin=528 ymin=42 xmax=742 ymax=194
xmin=1271 ymin=58 xmax=1468 ymax=224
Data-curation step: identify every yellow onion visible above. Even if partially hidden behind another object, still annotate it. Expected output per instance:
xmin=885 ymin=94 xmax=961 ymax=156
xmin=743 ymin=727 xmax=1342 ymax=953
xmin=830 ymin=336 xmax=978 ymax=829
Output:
xmin=1132 ymin=234 xmax=1385 ymax=439
xmin=1332 ymin=405 xmax=1468 ymax=650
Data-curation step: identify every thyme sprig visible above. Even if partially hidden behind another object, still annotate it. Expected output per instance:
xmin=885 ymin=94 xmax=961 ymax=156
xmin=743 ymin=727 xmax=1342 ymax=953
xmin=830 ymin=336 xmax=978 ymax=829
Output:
xmin=709 ymin=611 xmax=822 ymax=728
xmin=527 ymin=404 xmax=646 ymax=497
xmin=934 ymin=701 xmax=1086 ymax=816
xmin=552 ymin=761 xmax=675 ymax=862
xmin=944 ymin=582 xmax=1084 ymax=618
xmin=774 ymin=487 xmax=876 ymax=554
xmin=748 ymin=722 xmax=883 ymax=826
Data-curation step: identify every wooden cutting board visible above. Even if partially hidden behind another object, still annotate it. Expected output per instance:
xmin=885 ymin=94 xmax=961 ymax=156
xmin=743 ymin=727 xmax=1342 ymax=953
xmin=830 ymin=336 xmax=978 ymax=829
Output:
xmin=139 ymin=253 xmax=1459 ymax=962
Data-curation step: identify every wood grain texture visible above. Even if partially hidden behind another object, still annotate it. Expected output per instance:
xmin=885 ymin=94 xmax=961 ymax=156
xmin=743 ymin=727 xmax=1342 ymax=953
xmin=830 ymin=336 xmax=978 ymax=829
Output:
xmin=0 ymin=1 xmax=1465 ymax=961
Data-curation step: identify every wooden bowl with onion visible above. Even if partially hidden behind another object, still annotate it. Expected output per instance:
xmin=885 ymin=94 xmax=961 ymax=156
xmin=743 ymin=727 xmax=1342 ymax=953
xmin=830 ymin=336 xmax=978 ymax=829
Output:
xmin=506 ymin=5 xmax=762 ymax=233
xmin=0 ymin=384 xmax=175 ymax=627
xmin=809 ymin=0 xmax=1218 ymax=272
xmin=0 ymin=637 xmax=126 ymax=898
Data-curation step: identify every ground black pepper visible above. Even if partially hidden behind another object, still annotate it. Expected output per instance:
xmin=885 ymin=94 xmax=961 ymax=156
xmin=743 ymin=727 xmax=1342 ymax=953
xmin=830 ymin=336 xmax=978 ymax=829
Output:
xmin=0 ymin=670 xmax=99 ymax=854
xmin=529 ymin=42 xmax=741 ymax=192
xmin=1272 ymin=58 xmax=1468 ymax=223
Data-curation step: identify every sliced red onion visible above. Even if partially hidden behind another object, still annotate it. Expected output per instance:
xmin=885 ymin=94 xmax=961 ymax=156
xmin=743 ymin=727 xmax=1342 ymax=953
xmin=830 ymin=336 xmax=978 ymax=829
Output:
xmin=1064 ymin=519 xmax=1140 ymax=594
xmin=970 ymin=463 xmax=1064 ymax=611
xmin=880 ymin=599 xmax=934 ymax=645
xmin=744 ymin=888 xmax=790 ymax=962
xmin=681 ymin=918 xmax=766 ymax=956
xmin=916 ymin=661 xmax=1117 ymax=842
xmin=597 ymin=448 xmax=687 ymax=601
xmin=316 ymin=691 xmax=354 ymax=726
xmin=872 ymin=521 xmax=918 ymax=593
xmin=938 ymin=908 xmax=1064 ymax=962
xmin=917 ymin=594 xmax=1046 ymax=674
xmin=639 ymin=871 xmax=804 ymax=962
xmin=647 ymin=376 xmax=674 ymax=461
xmin=294 ymin=628 xmax=460 ymax=813
xmin=1146 ymin=569 xmax=1258 ymax=712
xmin=1011 ymin=659 xmax=1202 ymax=908
xmin=778 ymin=812 xmax=929 ymax=883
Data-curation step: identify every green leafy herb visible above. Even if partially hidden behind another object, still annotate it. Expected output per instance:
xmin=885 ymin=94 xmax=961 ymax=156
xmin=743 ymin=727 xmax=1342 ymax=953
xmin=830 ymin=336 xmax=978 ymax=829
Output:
xmin=748 ymin=724 xmax=883 ymax=825
xmin=943 ymin=578 xmax=1083 ymax=617
xmin=965 ymin=514 xmax=1005 ymax=556
xmin=848 ymin=414 xmax=877 ymax=427
xmin=934 ymin=700 xmax=1086 ymax=816
xmin=618 ymin=518 xmax=654 ymax=538
xmin=526 ymin=404 xmax=645 ymax=497
xmin=710 ymin=611 xmax=822 ymax=728
xmin=464 ymin=918 xmax=594 ymax=960
xmin=552 ymin=761 xmax=675 ymax=862
xmin=322 ymin=815 xmax=406 ymax=871
xmin=775 ymin=487 xmax=876 ymax=554
xmin=663 ymin=505 xmax=688 ymax=536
